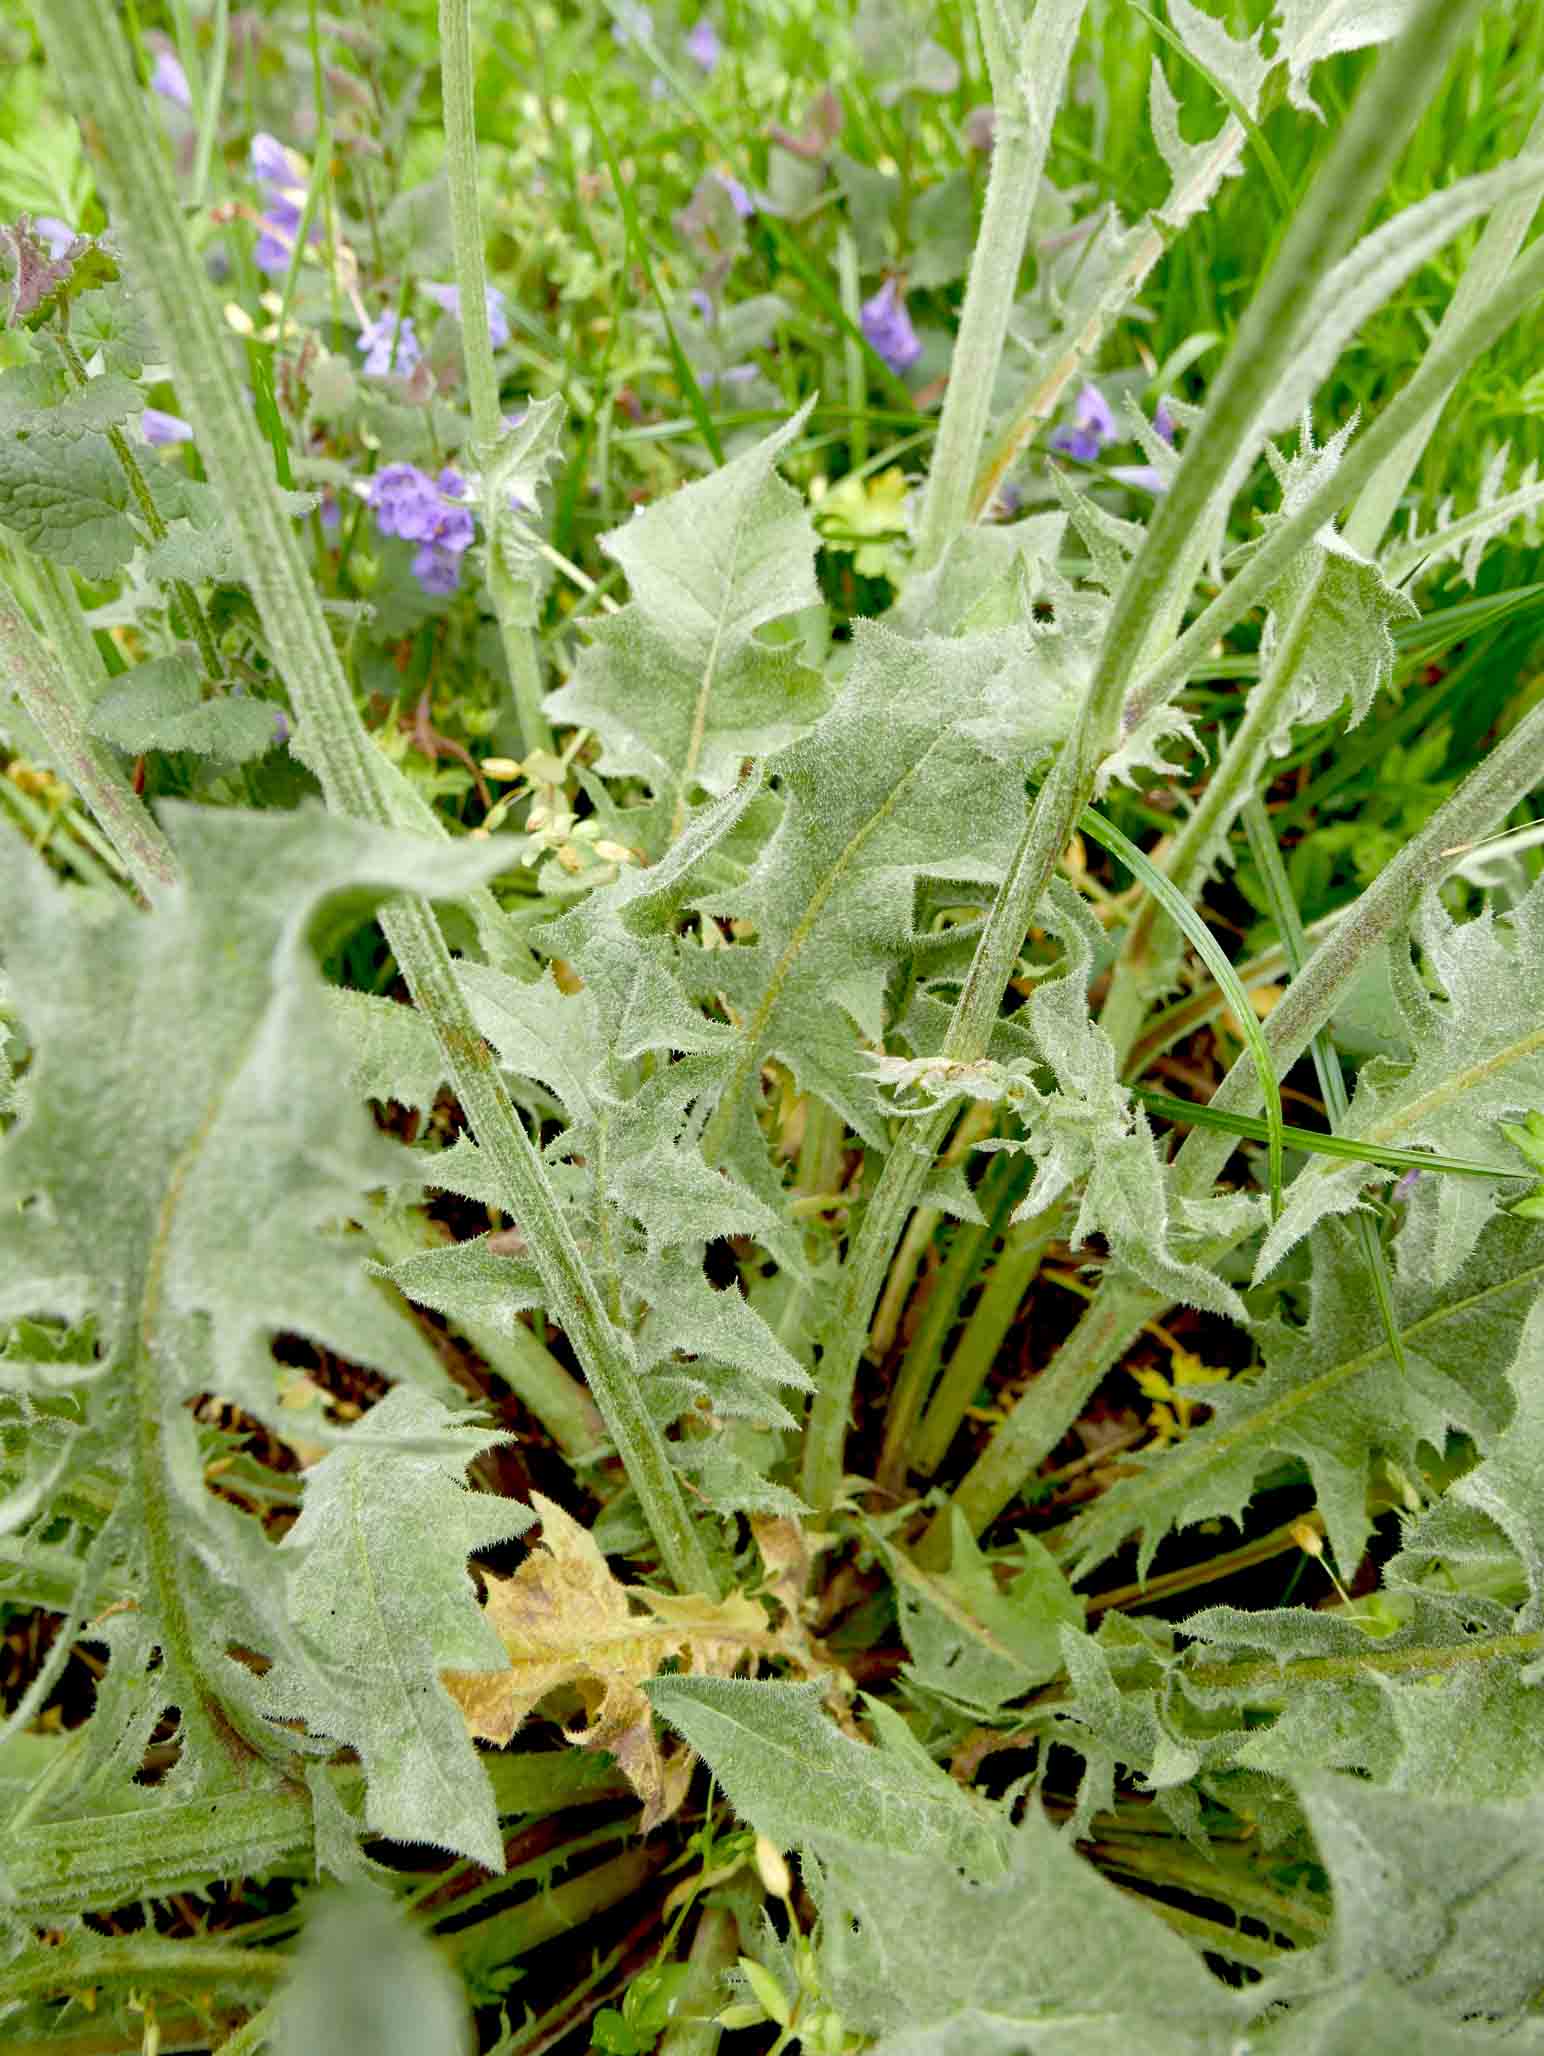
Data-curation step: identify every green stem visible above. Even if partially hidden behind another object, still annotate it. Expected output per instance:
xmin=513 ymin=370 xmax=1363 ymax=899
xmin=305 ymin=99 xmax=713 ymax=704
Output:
xmin=1121 ymin=230 xmax=1544 ymax=735
xmin=1098 ymin=556 xmax=1326 ymax=1067
xmin=938 ymin=684 xmax=1544 ymax=1543
xmin=40 ymin=0 xmax=713 ymax=1596
xmin=910 ymin=0 xmax=1088 ymax=572
xmin=16 ymin=547 xmax=110 ymax=708
xmin=0 ymin=1936 xmax=285 ymax=2010
xmin=658 ymin=1904 xmax=739 ymax=2056
xmin=1081 ymin=0 xmax=1487 ymax=773
xmin=876 ymin=1148 xmax=1032 ymax=1493
xmin=1344 ymin=96 xmax=1544 ymax=555
xmin=912 ymin=1202 xmax=1058 ymax=1479
xmin=0 ymin=569 xmax=177 ymax=900
xmin=366 ymin=1201 xmax=606 ymax=1462
xmin=438 ymin=1844 xmax=667 ymax=1968
xmin=56 ymin=334 xmax=225 ymax=684
xmin=438 ymin=0 xmax=553 ymax=752
xmin=1242 ymin=796 xmax=1405 ymax=1370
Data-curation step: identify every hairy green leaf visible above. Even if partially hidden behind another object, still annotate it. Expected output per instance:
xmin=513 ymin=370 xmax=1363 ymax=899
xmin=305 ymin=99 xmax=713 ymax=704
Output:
xmin=544 ymin=407 xmax=826 ymax=852
xmin=1067 ymin=1213 xmax=1544 ymax=1580
xmin=1256 ymin=874 xmax=1544 ymax=1283
xmin=88 ymin=655 xmax=279 ymax=761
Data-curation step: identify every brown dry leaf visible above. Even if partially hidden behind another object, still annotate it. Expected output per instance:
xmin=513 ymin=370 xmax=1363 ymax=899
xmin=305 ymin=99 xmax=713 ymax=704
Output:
xmin=443 ymin=1493 xmax=771 ymax=1829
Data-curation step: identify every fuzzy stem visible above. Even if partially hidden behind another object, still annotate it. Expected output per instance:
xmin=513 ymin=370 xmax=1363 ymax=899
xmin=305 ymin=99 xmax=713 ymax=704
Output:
xmin=657 ymin=1904 xmax=740 ymax=2056
xmin=876 ymin=1148 xmax=1032 ymax=1493
xmin=938 ymin=685 xmax=1544 ymax=1543
xmin=0 ymin=570 xmax=177 ymax=900
xmin=16 ymin=548 xmax=110 ymax=708
xmin=439 ymin=0 xmax=554 ymax=753
xmin=1344 ymin=96 xmax=1544 ymax=555
xmin=910 ymin=0 xmax=1088 ymax=573
xmin=1121 ymin=231 xmax=1544 ymax=736
xmin=911 ymin=1202 xmax=1058 ymax=1478
xmin=40 ymin=0 xmax=713 ymax=1597
xmin=1079 ymin=0 xmax=1488 ymax=772
xmin=1097 ymin=559 xmax=1325 ymax=1065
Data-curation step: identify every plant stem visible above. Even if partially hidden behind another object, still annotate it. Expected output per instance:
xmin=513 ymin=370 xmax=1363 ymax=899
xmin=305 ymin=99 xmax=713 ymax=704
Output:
xmin=41 ymin=0 xmax=714 ymax=1597
xmin=1097 ymin=557 xmax=1325 ymax=1066
xmin=366 ymin=1201 xmax=607 ymax=1462
xmin=55 ymin=334 xmax=225 ymax=685
xmin=912 ymin=1202 xmax=1058 ymax=1478
xmin=910 ymin=0 xmax=1088 ymax=573
xmin=0 ymin=569 xmax=177 ymax=900
xmin=15 ymin=547 xmax=110 ymax=707
xmin=1121 ymin=231 xmax=1544 ymax=736
xmin=1344 ymin=96 xmax=1544 ymax=555
xmin=438 ymin=0 xmax=553 ymax=752
xmin=658 ymin=1904 xmax=739 ymax=2056
xmin=876 ymin=1148 xmax=1032 ymax=1493
xmin=936 ymin=685 xmax=1544 ymax=1543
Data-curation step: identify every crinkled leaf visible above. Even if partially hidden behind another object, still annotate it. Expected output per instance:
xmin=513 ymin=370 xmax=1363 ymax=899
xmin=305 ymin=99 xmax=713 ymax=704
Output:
xmin=1068 ymin=1214 xmax=1544 ymax=1581
xmin=814 ymin=1802 xmax=1244 ymax=2051
xmin=1256 ymin=875 xmax=1544 ymax=1284
xmin=446 ymin=1494 xmax=766 ymax=1828
xmin=88 ymin=656 xmax=279 ymax=761
xmin=262 ymin=1389 xmax=531 ymax=1872
xmin=1289 ymin=1774 xmax=1544 ymax=2025
xmin=544 ymin=405 xmax=825 ymax=854
xmin=645 ymin=1674 xmax=1006 ymax=1871
xmin=883 ymin=1511 xmax=1082 ymax=1711
xmin=0 ymin=807 xmax=504 ymax=1812
xmin=0 ymin=431 xmax=143 ymax=575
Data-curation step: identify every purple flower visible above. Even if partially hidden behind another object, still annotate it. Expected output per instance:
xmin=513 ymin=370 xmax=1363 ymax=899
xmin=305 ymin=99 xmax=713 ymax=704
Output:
xmin=714 ymin=171 xmax=754 ymax=219
xmin=422 ymin=281 xmax=512 ymax=350
xmin=357 ymin=311 xmax=421 ymax=378
xmin=1050 ymin=383 xmax=1117 ymax=463
xmin=142 ymin=407 xmax=194 ymax=446
xmin=249 ymin=132 xmax=316 ymax=277
xmin=368 ymin=462 xmax=476 ymax=595
xmin=318 ymin=491 xmax=342 ymax=534
xmin=151 ymin=49 xmax=192 ymax=110
xmin=273 ymin=707 xmax=291 ymax=745
xmin=33 ymin=217 xmax=77 ymax=259
xmin=860 ymin=279 xmax=922 ymax=375
xmin=689 ymin=287 xmax=715 ymax=323
xmin=1155 ymin=401 xmax=1176 ymax=445
xmin=411 ymin=544 xmax=463 ymax=595
xmin=1394 ymin=1167 xmax=1422 ymax=1201
xmin=250 ymin=132 xmax=295 ymax=185
xmin=686 ymin=17 xmax=722 ymax=69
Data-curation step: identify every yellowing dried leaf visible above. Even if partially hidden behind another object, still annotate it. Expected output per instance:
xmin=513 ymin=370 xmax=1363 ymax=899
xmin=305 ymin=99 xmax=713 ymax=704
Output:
xmin=443 ymin=1493 xmax=771 ymax=1829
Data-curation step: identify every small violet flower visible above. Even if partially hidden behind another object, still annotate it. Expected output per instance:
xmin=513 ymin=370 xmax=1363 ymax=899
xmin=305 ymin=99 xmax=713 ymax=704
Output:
xmin=860 ymin=278 xmax=922 ymax=376
xmin=713 ymin=171 xmax=754 ymax=219
xmin=368 ymin=462 xmax=476 ymax=596
xmin=357 ymin=311 xmax=422 ymax=378
xmin=249 ymin=131 xmax=316 ymax=278
xmin=1050 ymin=383 xmax=1117 ymax=463
xmin=1155 ymin=400 xmax=1176 ymax=445
xmin=33 ymin=217 xmax=77 ymax=259
xmin=686 ymin=17 xmax=722 ymax=70
xmin=688 ymin=287 xmax=716 ymax=323
xmin=151 ymin=49 xmax=192 ymax=111
xmin=141 ymin=408 xmax=194 ymax=447
xmin=421 ymin=281 xmax=511 ymax=350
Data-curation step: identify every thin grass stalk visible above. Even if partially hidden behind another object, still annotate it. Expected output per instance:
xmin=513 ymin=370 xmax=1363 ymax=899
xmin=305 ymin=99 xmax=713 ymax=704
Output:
xmin=0 ymin=569 xmax=177 ymax=901
xmin=936 ymin=686 xmax=1544 ymax=1545
xmin=40 ymin=0 xmax=715 ymax=1597
xmin=439 ymin=0 xmax=553 ymax=753
xmin=910 ymin=0 xmax=1088 ymax=573
xmin=911 ymin=1202 xmax=1059 ymax=1478
xmin=366 ymin=1201 xmax=606 ymax=1462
